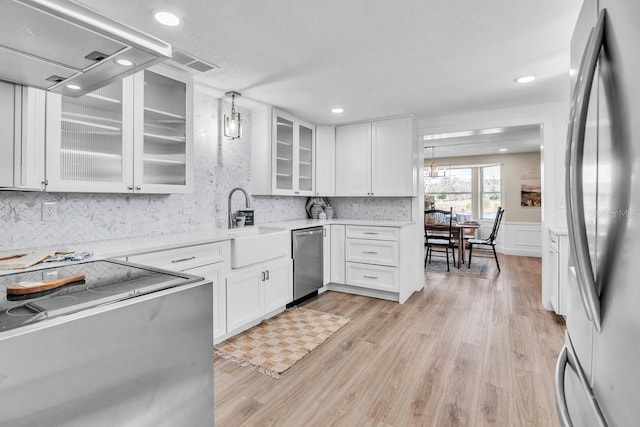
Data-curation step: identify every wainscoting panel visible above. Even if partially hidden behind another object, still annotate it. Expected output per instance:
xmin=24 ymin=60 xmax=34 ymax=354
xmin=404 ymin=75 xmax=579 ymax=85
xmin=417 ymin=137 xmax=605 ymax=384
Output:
xmin=501 ymin=222 xmax=542 ymax=257
xmin=474 ymin=220 xmax=541 ymax=257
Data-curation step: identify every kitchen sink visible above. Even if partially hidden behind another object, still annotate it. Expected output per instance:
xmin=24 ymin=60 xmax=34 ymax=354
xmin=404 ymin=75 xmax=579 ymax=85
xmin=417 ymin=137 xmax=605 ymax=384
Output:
xmin=227 ymin=226 xmax=289 ymax=268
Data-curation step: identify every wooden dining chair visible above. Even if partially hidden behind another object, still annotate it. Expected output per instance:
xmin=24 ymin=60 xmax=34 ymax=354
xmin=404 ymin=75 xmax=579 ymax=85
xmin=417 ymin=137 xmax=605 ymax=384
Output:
xmin=424 ymin=207 xmax=456 ymax=271
xmin=467 ymin=207 xmax=504 ymax=272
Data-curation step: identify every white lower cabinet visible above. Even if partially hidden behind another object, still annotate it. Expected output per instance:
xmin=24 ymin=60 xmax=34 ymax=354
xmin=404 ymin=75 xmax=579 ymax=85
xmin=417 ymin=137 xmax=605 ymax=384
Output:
xmin=345 ymin=238 xmax=399 ymax=267
xmin=549 ymin=230 xmax=569 ymax=315
xmin=263 ymin=259 xmax=293 ymax=314
xmin=345 ymin=226 xmax=399 ymax=293
xmin=328 ymin=224 xmax=415 ymax=301
xmin=322 ymin=225 xmax=331 ymax=286
xmin=226 ymin=267 xmax=264 ymax=333
xmin=345 ymin=262 xmax=399 ymax=293
xmin=226 ymin=257 xmax=292 ymax=336
xmin=184 ymin=264 xmax=226 ymax=343
xmin=125 ymin=241 xmax=230 ymax=344
xmin=330 ymin=225 xmax=346 ymax=284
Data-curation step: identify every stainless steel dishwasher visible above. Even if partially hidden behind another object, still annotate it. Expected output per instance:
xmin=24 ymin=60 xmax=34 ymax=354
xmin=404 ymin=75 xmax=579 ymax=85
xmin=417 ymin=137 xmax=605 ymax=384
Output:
xmin=292 ymin=227 xmax=324 ymax=301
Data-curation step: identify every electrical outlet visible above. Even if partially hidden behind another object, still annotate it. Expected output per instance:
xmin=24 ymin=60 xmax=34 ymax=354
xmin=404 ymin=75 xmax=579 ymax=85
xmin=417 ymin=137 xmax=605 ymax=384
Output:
xmin=352 ymin=201 xmax=359 ymax=214
xmin=42 ymin=202 xmax=58 ymax=221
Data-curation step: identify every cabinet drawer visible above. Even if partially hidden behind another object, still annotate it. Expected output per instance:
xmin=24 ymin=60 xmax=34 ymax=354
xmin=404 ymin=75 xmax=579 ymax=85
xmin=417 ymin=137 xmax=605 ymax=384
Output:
xmin=345 ymin=225 xmax=399 ymax=241
xmin=346 ymin=262 xmax=399 ymax=292
xmin=346 ymin=239 xmax=398 ymax=266
xmin=127 ymin=241 xmax=228 ymax=271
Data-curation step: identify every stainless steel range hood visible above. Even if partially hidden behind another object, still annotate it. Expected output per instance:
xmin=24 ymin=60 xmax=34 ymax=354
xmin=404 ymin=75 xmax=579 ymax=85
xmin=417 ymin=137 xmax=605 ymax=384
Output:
xmin=0 ymin=0 xmax=172 ymax=97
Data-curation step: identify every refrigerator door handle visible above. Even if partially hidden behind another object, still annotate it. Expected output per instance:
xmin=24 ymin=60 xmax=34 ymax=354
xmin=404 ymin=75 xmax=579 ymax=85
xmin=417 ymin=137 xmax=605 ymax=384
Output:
xmin=565 ymin=9 xmax=606 ymax=332
xmin=555 ymin=345 xmax=573 ymax=427
xmin=555 ymin=332 xmax=608 ymax=427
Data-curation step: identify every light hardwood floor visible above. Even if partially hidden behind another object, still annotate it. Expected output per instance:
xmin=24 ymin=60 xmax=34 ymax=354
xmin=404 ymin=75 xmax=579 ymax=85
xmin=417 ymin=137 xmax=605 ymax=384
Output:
xmin=214 ymin=255 xmax=565 ymax=426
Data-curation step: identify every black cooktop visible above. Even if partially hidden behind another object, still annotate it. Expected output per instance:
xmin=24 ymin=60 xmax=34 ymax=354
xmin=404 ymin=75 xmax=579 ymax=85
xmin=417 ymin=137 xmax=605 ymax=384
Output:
xmin=0 ymin=259 xmax=203 ymax=333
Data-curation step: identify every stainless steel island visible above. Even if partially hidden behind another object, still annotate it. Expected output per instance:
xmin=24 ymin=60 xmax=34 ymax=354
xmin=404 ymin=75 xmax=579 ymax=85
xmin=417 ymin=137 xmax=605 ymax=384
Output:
xmin=0 ymin=260 xmax=214 ymax=426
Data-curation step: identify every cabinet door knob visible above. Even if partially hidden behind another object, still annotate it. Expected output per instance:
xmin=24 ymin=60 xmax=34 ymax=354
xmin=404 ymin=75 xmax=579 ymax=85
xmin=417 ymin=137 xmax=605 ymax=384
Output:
xmin=128 ymin=185 xmax=134 ymax=190
xmin=265 ymin=270 xmax=270 ymax=280
xmin=261 ymin=271 xmax=266 ymax=281
xmin=136 ymin=185 xmax=142 ymax=190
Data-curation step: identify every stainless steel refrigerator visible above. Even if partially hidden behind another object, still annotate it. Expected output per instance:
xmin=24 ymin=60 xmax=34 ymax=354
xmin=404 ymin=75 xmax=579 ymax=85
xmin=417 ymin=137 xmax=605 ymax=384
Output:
xmin=556 ymin=0 xmax=640 ymax=425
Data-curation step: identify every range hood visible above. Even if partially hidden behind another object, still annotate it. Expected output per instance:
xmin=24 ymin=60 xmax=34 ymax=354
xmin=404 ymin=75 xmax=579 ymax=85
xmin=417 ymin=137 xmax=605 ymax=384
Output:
xmin=0 ymin=0 xmax=172 ymax=97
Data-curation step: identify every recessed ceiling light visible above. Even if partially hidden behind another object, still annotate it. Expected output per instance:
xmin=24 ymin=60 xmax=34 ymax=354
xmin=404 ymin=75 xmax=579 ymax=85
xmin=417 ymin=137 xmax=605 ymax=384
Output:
xmin=331 ymin=107 xmax=344 ymax=114
xmin=514 ymin=74 xmax=536 ymax=84
xmin=499 ymin=148 xmax=508 ymax=152
xmin=115 ymin=58 xmax=134 ymax=67
xmin=153 ymin=10 xmax=181 ymax=27
xmin=66 ymin=84 xmax=81 ymax=91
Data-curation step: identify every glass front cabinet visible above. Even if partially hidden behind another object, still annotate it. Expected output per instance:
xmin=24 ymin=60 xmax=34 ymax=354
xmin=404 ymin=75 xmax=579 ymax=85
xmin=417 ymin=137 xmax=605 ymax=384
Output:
xmin=45 ymin=65 xmax=193 ymax=193
xmin=272 ymin=109 xmax=315 ymax=195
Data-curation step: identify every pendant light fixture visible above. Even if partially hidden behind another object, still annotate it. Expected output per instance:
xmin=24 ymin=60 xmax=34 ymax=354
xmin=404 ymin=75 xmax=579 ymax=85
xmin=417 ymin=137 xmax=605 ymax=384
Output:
xmin=426 ymin=146 xmax=447 ymax=178
xmin=224 ymin=91 xmax=242 ymax=140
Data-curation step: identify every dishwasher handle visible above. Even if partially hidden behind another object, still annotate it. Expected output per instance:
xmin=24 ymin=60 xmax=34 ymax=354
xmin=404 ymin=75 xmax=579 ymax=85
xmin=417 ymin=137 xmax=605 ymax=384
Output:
xmin=294 ymin=228 xmax=324 ymax=237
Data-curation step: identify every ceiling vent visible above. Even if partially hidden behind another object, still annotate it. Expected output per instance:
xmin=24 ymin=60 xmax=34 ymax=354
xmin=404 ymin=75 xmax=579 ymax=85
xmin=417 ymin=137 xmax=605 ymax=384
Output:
xmin=0 ymin=0 xmax=172 ymax=97
xmin=171 ymin=48 xmax=219 ymax=73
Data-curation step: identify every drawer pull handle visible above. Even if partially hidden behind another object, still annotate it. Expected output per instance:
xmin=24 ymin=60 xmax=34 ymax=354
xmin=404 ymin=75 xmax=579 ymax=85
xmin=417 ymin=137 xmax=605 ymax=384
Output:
xmin=364 ymin=232 xmax=379 ymax=235
xmin=363 ymin=275 xmax=378 ymax=279
xmin=363 ymin=251 xmax=379 ymax=254
xmin=171 ymin=256 xmax=196 ymax=263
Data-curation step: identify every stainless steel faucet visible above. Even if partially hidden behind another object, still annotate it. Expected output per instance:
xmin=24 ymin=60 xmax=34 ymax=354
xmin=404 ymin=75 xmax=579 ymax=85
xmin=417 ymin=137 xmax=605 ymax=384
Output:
xmin=228 ymin=187 xmax=250 ymax=228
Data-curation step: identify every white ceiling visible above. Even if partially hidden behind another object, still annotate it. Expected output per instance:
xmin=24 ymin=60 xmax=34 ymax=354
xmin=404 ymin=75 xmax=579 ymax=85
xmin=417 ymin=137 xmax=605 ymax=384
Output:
xmin=424 ymin=124 xmax=542 ymax=159
xmin=77 ymin=0 xmax=581 ymax=139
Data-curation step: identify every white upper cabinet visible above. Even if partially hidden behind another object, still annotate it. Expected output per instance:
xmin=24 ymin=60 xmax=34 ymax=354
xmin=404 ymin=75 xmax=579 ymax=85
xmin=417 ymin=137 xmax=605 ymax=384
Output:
xmin=315 ymin=125 xmax=336 ymax=196
xmin=335 ymin=122 xmax=371 ymax=196
xmin=133 ymin=67 xmax=193 ymax=194
xmin=335 ymin=116 xmax=416 ymax=197
xmin=251 ymin=106 xmax=315 ymax=196
xmin=0 ymin=82 xmax=46 ymax=191
xmin=45 ymin=65 xmax=193 ymax=193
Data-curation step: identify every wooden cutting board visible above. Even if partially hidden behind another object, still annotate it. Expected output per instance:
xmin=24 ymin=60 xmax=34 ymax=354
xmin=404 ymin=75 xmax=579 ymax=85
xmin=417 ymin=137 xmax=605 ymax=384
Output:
xmin=0 ymin=250 xmax=53 ymax=270
xmin=7 ymin=274 xmax=86 ymax=295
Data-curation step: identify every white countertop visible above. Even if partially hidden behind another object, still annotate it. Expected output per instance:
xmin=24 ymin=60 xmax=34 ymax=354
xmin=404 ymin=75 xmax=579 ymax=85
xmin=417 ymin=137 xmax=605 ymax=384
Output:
xmin=0 ymin=218 xmax=415 ymax=274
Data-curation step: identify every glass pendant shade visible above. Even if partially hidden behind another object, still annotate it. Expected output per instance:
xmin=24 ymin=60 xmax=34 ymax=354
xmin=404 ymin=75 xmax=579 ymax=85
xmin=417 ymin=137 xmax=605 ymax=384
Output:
xmin=224 ymin=112 xmax=242 ymax=139
xmin=224 ymin=91 xmax=242 ymax=139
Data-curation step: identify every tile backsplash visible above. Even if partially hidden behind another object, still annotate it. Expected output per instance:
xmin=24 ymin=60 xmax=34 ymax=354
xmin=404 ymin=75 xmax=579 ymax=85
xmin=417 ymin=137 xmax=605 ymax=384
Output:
xmin=1 ymin=88 xmax=411 ymax=251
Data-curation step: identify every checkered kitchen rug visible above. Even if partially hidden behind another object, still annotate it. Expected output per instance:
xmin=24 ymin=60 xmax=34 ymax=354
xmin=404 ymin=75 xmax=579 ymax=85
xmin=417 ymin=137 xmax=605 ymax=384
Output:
xmin=214 ymin=307 xmax=350 ymax=378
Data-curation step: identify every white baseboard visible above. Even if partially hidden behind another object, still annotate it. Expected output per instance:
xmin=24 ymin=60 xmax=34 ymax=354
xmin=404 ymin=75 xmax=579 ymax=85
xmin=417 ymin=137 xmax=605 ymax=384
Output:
xmin=477 ymin=220 xmax=542 ymax=258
